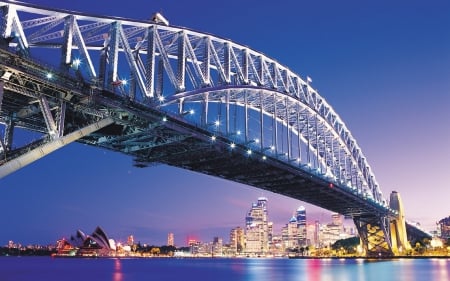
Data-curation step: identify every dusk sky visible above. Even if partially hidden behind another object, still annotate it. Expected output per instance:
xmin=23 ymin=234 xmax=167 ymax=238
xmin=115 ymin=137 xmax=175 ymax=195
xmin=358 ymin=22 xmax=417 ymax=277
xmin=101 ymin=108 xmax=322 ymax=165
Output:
xmin=0 ymin=0 xmax=449 ymax=246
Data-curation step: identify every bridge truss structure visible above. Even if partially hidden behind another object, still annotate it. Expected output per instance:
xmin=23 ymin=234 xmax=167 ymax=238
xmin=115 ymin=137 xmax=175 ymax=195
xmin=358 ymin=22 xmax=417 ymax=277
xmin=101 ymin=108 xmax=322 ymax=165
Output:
xmin=0 ymin=1 xmax=430 ymax=256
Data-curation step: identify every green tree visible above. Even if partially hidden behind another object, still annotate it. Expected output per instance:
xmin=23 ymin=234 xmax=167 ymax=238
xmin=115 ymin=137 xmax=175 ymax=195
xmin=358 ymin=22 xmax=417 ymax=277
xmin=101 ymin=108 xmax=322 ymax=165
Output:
xmin=332 ymin=237 xmax=359 ymax=254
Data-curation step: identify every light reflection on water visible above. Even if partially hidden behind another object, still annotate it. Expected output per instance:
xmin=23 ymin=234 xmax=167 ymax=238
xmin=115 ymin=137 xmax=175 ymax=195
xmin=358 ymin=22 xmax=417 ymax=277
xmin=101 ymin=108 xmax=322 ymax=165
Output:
xmin=0 ymin=257 xmax=448 ymax=281
xmin=112 ymin=258 xmax=123 ymax=281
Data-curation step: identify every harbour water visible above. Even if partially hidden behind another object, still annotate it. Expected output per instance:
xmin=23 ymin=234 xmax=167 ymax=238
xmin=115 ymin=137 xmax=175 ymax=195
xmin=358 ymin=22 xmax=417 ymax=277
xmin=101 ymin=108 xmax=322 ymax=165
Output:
xmin=0 ymin=256 xmax=448 ymax=281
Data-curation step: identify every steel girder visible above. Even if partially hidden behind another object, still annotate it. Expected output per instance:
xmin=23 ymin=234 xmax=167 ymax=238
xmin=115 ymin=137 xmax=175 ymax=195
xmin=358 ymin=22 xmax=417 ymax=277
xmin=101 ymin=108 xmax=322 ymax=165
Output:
xmin=0 ymin=1 xmax=431 ymax=256
xmin=354 ymin=215 xmax=394 ymax=257
xmin=0 ymin=0 xmax=383 ymax=206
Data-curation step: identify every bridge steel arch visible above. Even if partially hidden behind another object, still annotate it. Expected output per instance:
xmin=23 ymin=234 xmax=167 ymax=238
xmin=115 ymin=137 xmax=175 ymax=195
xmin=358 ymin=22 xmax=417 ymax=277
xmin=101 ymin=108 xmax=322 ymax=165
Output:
xmin=0 ymin=1 xmax=430 ymax=256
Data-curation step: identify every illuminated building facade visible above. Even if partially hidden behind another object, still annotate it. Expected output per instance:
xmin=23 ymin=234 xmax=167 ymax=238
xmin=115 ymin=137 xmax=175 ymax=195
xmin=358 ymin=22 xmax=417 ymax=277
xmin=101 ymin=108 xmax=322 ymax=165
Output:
xmin=127 ymin=235 xmax=134 ymax=246
xmin=64 ymin=226 xmax=115 ymax=256
xmin=282 ymin=216 xmax=299 ymax=249
xmin=296 ymin=206 xmax=307 ymax=246
xmin=245 ymin=197 xmax=270 ymax=254
xmin=167 ymin=233 xmax=174 ymax=246
xmin=230 ymin=227 xmax=244 ymax=254
xmin=438 ymin=216 xmax=450 ymax=239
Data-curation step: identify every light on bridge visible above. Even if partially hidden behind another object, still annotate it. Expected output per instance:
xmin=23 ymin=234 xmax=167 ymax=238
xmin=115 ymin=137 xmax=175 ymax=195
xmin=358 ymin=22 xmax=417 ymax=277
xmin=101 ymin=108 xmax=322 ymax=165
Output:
xmin=237 ymin=130 xmax=241 ymax=135
xmin=214 ymin=120 xmax=220 ymax=127
xmin=262 ymin=155 xmax=267 ymax=160
xmin=211 ymin=135 xmax=216 ymax=141
xmin=162 ymin=116 xmax=167 ymax=122
xmin=230 ymin=143 xmax=236 ymax=149
xmin=72 ymin=58 xmax=81 ymax=67
xmin=247 ymin=149 xmax=252 ymax=155
xmin=189 ymin=109 xmax=195 ymax=115
xmin=46 ymin=72 xmax=53 ymax=79
xmin=158 ymin=95 xmax=165 ymax=102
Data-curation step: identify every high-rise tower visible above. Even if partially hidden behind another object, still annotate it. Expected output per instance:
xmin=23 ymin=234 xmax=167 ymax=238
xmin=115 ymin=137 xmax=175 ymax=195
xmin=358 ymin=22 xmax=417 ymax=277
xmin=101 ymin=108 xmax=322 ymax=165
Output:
xmin=167 ymin=232 xmax=174 ymax=246
xmin=296 ymin=206 xmax=307 ymax=246
xmin=245 ymin=197 xmax=270 ymax=254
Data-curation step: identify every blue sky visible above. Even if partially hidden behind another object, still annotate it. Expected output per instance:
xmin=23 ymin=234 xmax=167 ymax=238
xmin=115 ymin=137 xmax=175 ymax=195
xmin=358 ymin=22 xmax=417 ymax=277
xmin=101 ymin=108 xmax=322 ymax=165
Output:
xmin=0 ymin=0 xmax=449 ymax=246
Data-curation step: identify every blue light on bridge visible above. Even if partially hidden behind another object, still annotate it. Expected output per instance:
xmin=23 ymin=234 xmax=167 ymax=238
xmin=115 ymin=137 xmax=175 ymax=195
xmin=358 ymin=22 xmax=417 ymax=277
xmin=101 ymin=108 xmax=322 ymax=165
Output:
xmin=72 ymin=58 xmax=81 ymax=68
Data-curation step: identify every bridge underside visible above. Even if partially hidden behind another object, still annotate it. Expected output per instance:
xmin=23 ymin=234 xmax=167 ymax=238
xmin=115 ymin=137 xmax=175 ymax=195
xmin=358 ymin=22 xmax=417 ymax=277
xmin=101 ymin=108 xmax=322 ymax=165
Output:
xmin=79 ymin=114 xmax=401 ymax=257
xmin=77 ymin=105 xmax=385 ymax=219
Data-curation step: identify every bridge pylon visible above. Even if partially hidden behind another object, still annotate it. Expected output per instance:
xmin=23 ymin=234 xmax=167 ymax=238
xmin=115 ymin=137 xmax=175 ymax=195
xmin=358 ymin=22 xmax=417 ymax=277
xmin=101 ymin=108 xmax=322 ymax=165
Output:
xmin=389 ymin=191 xmax=411 ymax=255
xmin=354 ymin=191 xmax=412 ymax=257
xmin=354 ymin=215 xmax=394 ymax=257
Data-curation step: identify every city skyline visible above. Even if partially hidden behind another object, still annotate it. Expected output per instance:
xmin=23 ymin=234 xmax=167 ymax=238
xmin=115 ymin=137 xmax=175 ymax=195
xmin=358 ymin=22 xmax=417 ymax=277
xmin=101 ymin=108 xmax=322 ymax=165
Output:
xmin=3 ymin=200 xmax=352 ymax=250
xmin=0 ymin=0 xmax=449 ymax=246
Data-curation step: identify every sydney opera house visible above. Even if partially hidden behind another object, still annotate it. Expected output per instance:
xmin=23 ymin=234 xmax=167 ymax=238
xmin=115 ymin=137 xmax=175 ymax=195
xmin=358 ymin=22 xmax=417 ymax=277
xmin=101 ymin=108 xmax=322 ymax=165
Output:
xmin=56 ymin=226 xmax=116 ymax=257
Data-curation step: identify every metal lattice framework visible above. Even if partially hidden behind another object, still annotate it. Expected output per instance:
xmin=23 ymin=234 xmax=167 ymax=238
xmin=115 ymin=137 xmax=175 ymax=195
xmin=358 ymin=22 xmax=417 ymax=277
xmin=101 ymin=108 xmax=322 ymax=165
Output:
xmin=0 ymin=1 xmax=431 ymax=256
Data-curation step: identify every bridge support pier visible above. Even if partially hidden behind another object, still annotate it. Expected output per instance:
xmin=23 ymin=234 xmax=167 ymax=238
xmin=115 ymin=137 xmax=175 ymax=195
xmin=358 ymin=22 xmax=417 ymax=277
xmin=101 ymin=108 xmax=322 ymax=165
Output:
xmin=389 ymin=191 xmax=411 ymax=255
xmin=354 ymin=215 xmax=394 ymax=257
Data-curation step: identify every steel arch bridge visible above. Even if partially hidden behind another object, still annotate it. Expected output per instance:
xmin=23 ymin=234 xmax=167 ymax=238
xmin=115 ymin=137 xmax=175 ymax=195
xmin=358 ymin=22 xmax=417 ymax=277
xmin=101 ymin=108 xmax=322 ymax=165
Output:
xmin=0 ymin=1 xmax=430 ymax=256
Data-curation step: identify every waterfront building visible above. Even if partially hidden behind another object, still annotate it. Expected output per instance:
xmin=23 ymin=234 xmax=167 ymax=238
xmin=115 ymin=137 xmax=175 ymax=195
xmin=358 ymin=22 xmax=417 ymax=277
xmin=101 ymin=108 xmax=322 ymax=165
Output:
xmin=306 ymin=223 xmax=318 ymax=247
xmin=282 ymin=216 xmax=299 ymax=250
xmin=229 ymin=227 xmax=244 ymax=254
xmin=62 ymin=226 xmax=114 ymax=257
xmin=314 ymin=220 xmax=320 ymax=247
xmin=212 ymin=237 xmax=223 ymax=256
xmin=270 ymin=234 xmax=284 ymax=256
xmin=244 ymin=197 xmax=270 ymax=255
xmin=167 ymin=232 xmax=174 ymax=246
xmin=438 ymin=216 xmax=450 ymax=239
xmin=319 ymin=214 xmax=348 ymax=247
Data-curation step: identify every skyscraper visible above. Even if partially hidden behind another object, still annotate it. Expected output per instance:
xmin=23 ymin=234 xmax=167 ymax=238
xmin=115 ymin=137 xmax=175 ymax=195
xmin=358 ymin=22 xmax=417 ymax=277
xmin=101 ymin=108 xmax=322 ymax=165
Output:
xmin=167 ymin=232 xmax=174 ymax=246
xmin=282 ymin=215 xmax=299 ymax=249
xmin=438 ymin=216 xmax=450 ymax=239
xmin=296 ymin=206 xmax=307 ymax=246
xmin=230 ymin=227 xmax=244 ymax=254
xmin=245 ymin=197 xmax=270 ymax=254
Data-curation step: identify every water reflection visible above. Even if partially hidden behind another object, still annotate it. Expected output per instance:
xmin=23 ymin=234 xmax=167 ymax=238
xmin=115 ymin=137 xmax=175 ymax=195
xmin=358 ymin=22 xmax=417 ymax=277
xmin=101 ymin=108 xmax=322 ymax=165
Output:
xmin=0 ymin=256 xmax=447 ymax=281
xmin=112 ymin=258 xmax=123 ymax=281
xmin=306 ymin=258 xmax=322 ymax=281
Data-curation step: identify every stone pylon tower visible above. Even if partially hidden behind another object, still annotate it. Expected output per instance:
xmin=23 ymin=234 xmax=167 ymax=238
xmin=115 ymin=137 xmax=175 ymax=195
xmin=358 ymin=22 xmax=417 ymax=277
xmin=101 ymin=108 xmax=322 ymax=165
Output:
xmin=389 ymin=191 xmax=411 ymax=254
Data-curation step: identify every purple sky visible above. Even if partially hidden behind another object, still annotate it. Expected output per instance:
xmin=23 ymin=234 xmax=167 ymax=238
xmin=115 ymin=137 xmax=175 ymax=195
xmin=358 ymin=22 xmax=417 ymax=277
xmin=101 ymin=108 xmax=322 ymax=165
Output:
xmin=0 ymin=0 xmax=449 ymax=246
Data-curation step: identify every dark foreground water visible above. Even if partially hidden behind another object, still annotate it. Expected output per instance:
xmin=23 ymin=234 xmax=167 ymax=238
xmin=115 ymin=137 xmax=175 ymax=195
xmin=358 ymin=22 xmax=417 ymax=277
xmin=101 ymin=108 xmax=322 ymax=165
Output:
xmin=0 ymin=257 xmax=449 ymax=281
